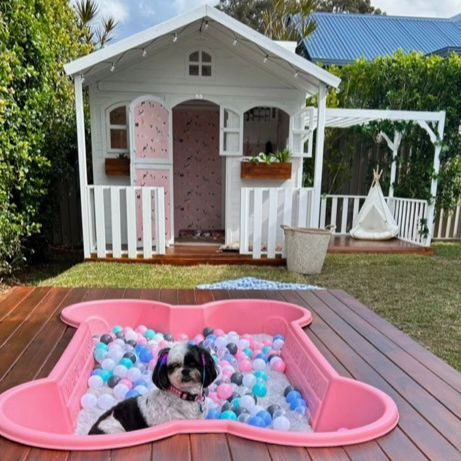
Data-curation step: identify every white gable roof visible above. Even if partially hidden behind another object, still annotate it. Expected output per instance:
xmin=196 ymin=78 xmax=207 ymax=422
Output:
xmin=64 ymin=5 xmax=340 ymax=90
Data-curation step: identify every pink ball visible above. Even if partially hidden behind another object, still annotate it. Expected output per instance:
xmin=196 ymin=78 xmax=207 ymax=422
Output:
xmin=242 ymin=334 xmax=251 ymax=340
xmin=136 ymin=325 xmax=148 ymax=334
xmin=219 ymin=360 xmax=231 ymax=368
xmin=194 ymin=334 xmax=205 ymax=343
xmin=137 ymin=337 xmax=147 ymax=345
xmin=239 ymin=359 xmax=253 ymax=372
xmin=148 ymin=359 xmax=157 ymax=369
xmin=254 ymin=341 xmax=264 ymax=350
xmin=209 ymin=391 xmax=220 ymax=403
xmin=263 ymin=340 xmax=272 ymax=347
xmin=271 ymin=359 xmax=286 ymax=373
xmin=214 ymin=329 xmax=225 ymax=337
xmin=119 ymin=378 xmax=133 ymax=389
xmin=217 ymin=383 xmax=233 ymax=400
xmin=178 ymin=333 xmax=189 ymax=341
xmin=158 ymin=340 xmax=169 ymax=349
xmin=235 ymin=351 xmax=245 ymax=360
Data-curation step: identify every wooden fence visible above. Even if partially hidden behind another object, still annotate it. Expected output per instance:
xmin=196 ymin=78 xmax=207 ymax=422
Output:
xmin=434 ymin=204 xmax=461 ymax=240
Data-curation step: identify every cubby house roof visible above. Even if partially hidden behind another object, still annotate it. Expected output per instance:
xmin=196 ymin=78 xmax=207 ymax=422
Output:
xmin=64 ymin=5 xmax=340 ymax=93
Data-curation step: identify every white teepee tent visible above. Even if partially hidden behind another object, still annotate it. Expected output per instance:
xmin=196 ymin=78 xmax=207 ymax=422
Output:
xmin=350 ymin=168 xmax=399 ymax=240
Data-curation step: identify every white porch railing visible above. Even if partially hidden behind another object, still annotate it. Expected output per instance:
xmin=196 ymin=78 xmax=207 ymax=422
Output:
xmin=434 ymin=204 xmax=461 ymax=240
xmin=86 ymin=186 xmax=166 ymax=259
xmin=321 ymin=194 xmax=430 ymax=246
xmin=240 ymin=187 xmax=314 ymax=259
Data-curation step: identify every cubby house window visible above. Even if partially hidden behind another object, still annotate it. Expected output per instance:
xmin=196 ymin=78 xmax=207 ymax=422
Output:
xmin=188 ymin=50 xmax=212 ymax=77
xmin=107 ymin=105 xmax=129 ymax=155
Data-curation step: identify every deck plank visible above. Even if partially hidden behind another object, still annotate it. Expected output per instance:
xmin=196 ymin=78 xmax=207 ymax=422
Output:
xmin=0 ymin=287 xmax=460 ymax=461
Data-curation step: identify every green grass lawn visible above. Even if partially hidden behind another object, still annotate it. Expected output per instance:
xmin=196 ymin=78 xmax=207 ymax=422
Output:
xmin=15 ymin=243 xmax=461 ymax=371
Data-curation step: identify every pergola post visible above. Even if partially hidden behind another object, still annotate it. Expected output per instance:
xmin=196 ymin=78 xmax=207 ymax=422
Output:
xmin=311 ymin=84 xmax=327 ymax=228
xmin=424 ymin=112 xmax=446 ymax=246
xmin=74 ymin=75 xmax=91 ymax=258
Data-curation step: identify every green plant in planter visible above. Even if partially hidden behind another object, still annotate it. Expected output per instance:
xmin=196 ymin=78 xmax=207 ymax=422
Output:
xmin=250 ymin=150 xmax=292 ymax=165
xmin=275 ymin=149 xmax=292 ymax=163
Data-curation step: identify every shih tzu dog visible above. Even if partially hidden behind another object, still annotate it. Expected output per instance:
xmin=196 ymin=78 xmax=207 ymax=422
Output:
xmin=89 ymin=343 xmax=217 ymax=434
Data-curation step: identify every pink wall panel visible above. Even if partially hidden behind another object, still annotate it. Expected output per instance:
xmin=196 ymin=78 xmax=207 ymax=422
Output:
xmin=173 ymin=108 xmax=222 ymax=236
xmin=136 ymin=169 xmax=172 ymax=243
xmin=134 ymin=100 xmax=170 ymax=161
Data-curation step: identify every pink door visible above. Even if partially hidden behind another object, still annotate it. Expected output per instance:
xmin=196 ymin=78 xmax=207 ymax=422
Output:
xmin=131 ymin=98 xmax=172 ymax=243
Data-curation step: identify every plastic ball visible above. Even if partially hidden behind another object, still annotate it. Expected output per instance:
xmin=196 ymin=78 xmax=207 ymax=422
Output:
xmin=217 ymin=383 xmax=234 ymax=400
xmin=248 ymin=416 xmax=265 ymax=427
xmin=164 ymin=333 xmax=174 ymax=342
xmin=215 ymin=337 xmax=227 ymax=349
xmin=239 ymin=395 xmax=256 ymax=411
xmin=214 ymin=329 xmax=225 ymax=337
xmin=238 ymin=339 xmax=250 ymax=350
xmin=239 ymin=359 xmax=253 ymax=373
xmin=119 ymin=358 xmax=134 ymax=369
xmin=100 ymin=334 xmax=113 ymax=345
xmin=97 ymin=394 xmax=116 ymax=410
xmin=126 ymin=339 xmax=137 ymax=347
xmin=98 ymin=370 xmax=112 ymax=383
xmin=221 ymin=402 xmax=232 ymax=412
xmin=145 ymin=329 xmax=155 ymax=340
xmin=289 ymin=398 xmax=306 ymax=410
xmin=284 ymin=385 xmax=296 ymax=397
xmin=139 ymin=347 xmax=154 ymax=363
xmin=262 ymin=346 xmax=272 ymax=355
xmin=113 ymin=326 xmax=123 ymax=335
xmin=123 ymin=352 xmax=137 ymax=364
xmin=252 ymin=382 xmax=267 ymax=398
xmin=256 ymin=410 xmax=272 ymax=426
xmin=230 ymin=397 xmax=241 ymax=410
xmin=230 ymin=372 xmax=243 ymax=385
xmin=108 ymin=375 xmax=121 ymax=388
xmin=252 ymin=358 xmax=266 ymax=371
xmin=242 ymin=373 xmax=257 ymax=389
xmin=220 ymin=410 xmax=238 ymax=421
xmin=127 ymin=367 xmax=142 ymax=382
xmin=125 ymin=330 xmax=138 ymax=342
xmin=119 ymin=378 xmax=133 ymax=390
xmin=126 ymin=390 xmax=140 ymax=399
xmin=101 ymin=358 xmax=116 ymax=371
xmin=203 ymin=327 xmax=214 ymax=337
xmin=238 ymin=413 xmax=251 ymax=424
xmin=271 ymin=359 xmax=286 ymax=373
xmin=254 ymin=370 xmax=268 ymax=382
xmin=206 ymin=408 xmax=221 ymax=419
xmin=286 ymin=390 xmax=302 ymax=403
xmin=93 ymin=348 xmax=107 ymax=363
xmin=88 ymin=375 xmax=104 ymax=389
xmin=272 ymin=338 xmax=285 ymax=351
xmin=273 ymin=416 xmax=291 ymax=431
xmin=113 ymin=364 xmax=128 ymax=378
xmin=267 ymin=404 xmax=282 ymax=416
xmin=226 ymin=343 xmax=238 ymax=355
xmin=81 ymin=393 xmax=98 ymax=410
xmin=113 ymin=383 xmax=130 ymax=400
xmin=243 ymin=348 xmax=253 ymax=359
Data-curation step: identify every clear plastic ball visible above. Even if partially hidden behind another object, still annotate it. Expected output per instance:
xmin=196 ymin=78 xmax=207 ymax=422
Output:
xmin=97 ymin=394 xmax=116 ymax=410
xmin=113 ymin=383 xmax=130 ymax=400
xmin=113 ymin=364 xmax=128 ymax=378
xmin=242 ymin=374 xmax=256 ymax=389
xmin=101 ymin=358 xmax=116 ymax=371
xmin=80 ymin=392 xmax=98 ymax=410
xmin=252 ymin=358 xmax=266 ymax=371
xmin=273 ymin=415 xmax=291 ymax=431
xmin=272 ymin=338 xmax=285 ymax=351
xmin=88 ymin=375 xmax=104 ymax=389
xmin=239 ymin=395 xmax=256 ymax=411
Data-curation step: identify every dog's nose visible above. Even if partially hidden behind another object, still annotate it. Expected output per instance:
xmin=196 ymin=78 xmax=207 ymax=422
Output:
xmin=181 ymin=368 xmax=191 ymax=376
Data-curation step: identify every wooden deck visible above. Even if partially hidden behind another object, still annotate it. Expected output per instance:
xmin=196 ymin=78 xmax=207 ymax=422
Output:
xmin=87 ymin=238 xmax=432 ymax=265
xmin=1 ymin=287 xmax=459 ymax=460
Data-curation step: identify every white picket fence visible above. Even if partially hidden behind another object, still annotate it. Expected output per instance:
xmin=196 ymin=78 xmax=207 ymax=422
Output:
xmin=320 ymin=194 xmax=430 ymax=246
xmin=86 ymin=186 xmax=166 ymax=259
xmin=240 ymin=187 xmax=314 ymax=259
xmin=434 ymin=204 xmax=461 ymax=240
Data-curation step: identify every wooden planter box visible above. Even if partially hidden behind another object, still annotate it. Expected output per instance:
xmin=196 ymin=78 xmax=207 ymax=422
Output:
xmin=241 ymin=162 xmax=292 ymax=180
xmin=105 ymin=158 xmax=130 ymax=176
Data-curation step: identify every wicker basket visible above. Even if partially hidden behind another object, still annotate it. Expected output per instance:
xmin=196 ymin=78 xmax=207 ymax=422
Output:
xmin=282 ymin=225 xmax=335 ymax=275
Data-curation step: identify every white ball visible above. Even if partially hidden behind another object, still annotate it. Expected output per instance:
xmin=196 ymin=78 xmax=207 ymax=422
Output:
xmin=253 ymin=358 xmax=266 ymax=371
xmin=97 ymin=394 xmax=116 ymax=411
xmin=113 ymin=364 xmax=128 ymax=378
xmin=88 ymin=375 xmax=104 ymax=389
xmin=134 ymin=385 xmax=148 ymax=395
xmin=108 ymin=349 xmax=124 ymax=362
xmin=125 ymin=330 xmax=138 ymax=342
xmin=273 ymin=415 xmax=291 ymax=431
xmin=239 ymin=395 xmax=256 ymax=411
xmin=250 ymin=404 xmax=265 ymax=417
xmin=215 ymin=337 xmax=227 ymax=349
xmin=273 ymin=338 xmax=285 ymax=351
xmin=238 ymin=339 xmax=250 ymax=350
xmin=101 ymin=358 xmax=116 ymax=371
xmin=113 ymin=383 xmax=130 ymax=400
xmin=227 ymin=332 xmax=240 ymax=343
xmin=242 ymin=374 xmax=256 ymax=389
xmin=80 ymin=393 xmax=98 ymax=410
xmin=154 ymin=333 xmax=164 ymax=341
xmin=127 ymin=367 xmax=142 ymax=381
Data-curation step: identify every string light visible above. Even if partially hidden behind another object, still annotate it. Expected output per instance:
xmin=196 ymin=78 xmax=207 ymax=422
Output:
xmin=173 ymin=32 xmax=178 ymax=43
xmin=204 ymin=20 xmax=209 ymax=30
xmin=233 ymin=37 xmax=238 ymax=46
xmin=142 ymin=48 xmax=147 ymax=57
xmin=263 ymin=54 xmax=269 ymax=63
xmin=294 ymin=71 xmax=299 ymax=78
xmin=80 ymin=73 xmax=85 ymax=83
xmin=110 ymin=63 xmax=115 ymax=72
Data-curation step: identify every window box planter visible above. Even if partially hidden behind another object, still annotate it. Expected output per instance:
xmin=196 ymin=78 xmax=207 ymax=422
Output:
xmin=105 ymin=158 xmax=130 ymax=176
xmin=241 ymin=162 xmax=292 ymax=180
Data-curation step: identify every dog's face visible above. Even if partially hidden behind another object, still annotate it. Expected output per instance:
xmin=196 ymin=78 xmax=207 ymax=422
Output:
xmin=153 ymin=343 xmax=217 ymax=394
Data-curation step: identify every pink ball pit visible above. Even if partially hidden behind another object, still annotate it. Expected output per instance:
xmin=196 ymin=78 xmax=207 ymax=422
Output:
xmin=0 ymin=299 xmax=399 ymax=450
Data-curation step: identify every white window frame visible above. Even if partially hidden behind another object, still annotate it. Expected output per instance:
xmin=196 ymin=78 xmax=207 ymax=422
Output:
xmin=105 ymin=103 xmax=129 ymax=157
xmin=220 ymin=106 xmax=243 ymax=156
xmin=187 ymin=49 xmax=213 ymax=78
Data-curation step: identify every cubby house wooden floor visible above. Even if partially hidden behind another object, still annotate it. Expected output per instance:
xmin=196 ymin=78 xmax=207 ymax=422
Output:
xmin=1 ymin=287 xmax=459 ymax=460
xmin=87 ymin=237 xmax=433 ymax=265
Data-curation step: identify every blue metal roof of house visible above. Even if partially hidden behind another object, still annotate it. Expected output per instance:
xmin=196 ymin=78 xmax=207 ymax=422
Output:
xmin=303 ymin=12 xmax=461 ymax=65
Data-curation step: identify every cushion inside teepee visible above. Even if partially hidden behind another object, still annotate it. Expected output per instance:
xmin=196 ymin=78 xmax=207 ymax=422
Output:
xmin=350 ymin=169 xmax=399 ymax=240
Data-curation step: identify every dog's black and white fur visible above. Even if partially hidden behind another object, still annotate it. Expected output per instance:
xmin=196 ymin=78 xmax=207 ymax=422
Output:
xmin=88 ymin=343 xmax=217 ymax=434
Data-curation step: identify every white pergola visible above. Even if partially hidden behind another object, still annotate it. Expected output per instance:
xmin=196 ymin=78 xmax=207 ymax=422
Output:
xmin=306 ymin=108 xmax=446 ymax=239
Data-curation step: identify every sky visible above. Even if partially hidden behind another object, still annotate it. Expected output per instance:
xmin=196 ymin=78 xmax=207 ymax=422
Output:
xmin=93 ymin=0 xmax=461 ymax=41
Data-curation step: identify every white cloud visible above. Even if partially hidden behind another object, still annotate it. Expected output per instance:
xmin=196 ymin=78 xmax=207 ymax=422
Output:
xmin=97 ymin=0 xmax=130 ymax=23
xmin=372 ymin=0 xmax=461 ymax=18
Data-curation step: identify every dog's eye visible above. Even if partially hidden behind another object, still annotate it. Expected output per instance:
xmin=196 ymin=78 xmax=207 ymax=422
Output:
xmin=168 ymin=362 xmax=180 ymax=370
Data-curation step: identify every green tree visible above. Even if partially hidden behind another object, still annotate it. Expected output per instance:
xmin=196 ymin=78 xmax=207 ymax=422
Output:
xmin=0 ymin=0 xmax=91 ymax=275
xmin=74 ymin=0 xmax=118 ymax=48
xmin=317 ymin=0 xmax=383 ymax=14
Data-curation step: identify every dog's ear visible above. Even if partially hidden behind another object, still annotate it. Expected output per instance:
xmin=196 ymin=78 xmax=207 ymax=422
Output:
xmin=200 ymin=348 xmax=218 ymax=388
xmin=152 ymin=347 xmax=170 ymax=390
